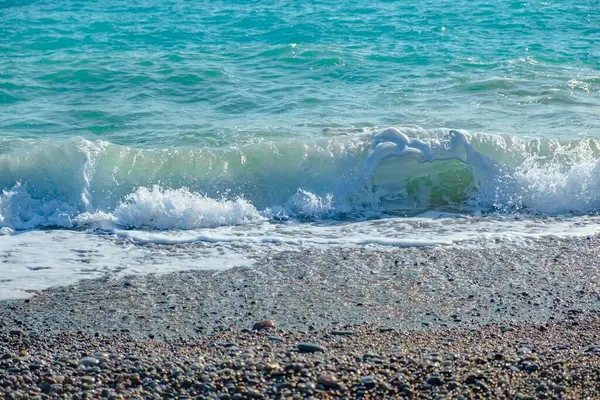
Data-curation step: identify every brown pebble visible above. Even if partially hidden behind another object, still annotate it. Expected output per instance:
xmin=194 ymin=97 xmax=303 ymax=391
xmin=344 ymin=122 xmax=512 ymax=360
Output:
xmin=252 ymin=320 xmax=276 ymax=331
xmin=318 ymin=373 xmax=339 ymax=389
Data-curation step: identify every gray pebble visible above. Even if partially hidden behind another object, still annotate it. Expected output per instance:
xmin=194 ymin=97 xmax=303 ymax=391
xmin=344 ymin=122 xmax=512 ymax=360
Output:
xmin=296 ymin=343 xmax=324 ymax=353
xmin=78 ymin=357 xmax=99 ymax=367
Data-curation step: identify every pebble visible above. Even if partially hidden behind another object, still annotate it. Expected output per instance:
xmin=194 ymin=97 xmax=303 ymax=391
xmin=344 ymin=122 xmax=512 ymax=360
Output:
xmin=525 ymin=363 xmax=540 ymax=372
xmin=426 ymin=375 xmax=443 ymax=386
xmin=275 ymin=382 xmax=294 ymax=391
xmin=252 ymin=320 xmax=275 ymax=331
xmin=78 ymin=357 xmax=99 ymax=367
xmin=360 ymin=375 xmax=376 ymax=389
xmin=536 ymin=383 xmax=547 ymax=392
xmin=586 ymin=345 xmax=600 ymax=353
xmin=517 ymin=346 xmax=531 ymax=354
xmin=296 ymin=343 xmax=324 ymax=353
xmin=318 ymin=373 xmax=338 ymax=389
xmin=331 ymin=330 xmax=355 ymax=336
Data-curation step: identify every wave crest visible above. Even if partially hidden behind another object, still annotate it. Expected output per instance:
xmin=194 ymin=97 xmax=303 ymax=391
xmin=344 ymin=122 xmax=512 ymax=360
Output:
xmin=3 ymin=127 xmax=600 ymax=232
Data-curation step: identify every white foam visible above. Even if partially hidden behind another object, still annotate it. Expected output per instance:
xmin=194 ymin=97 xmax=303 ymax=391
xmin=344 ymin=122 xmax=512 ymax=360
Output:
xmin=117 ymin=214 xmax=600 ymax=249
xmin=0 ymin=183 xmax=77 ymax=231
xmin=263 ymin=189 xmax=338 ymax=220
xmin=0 ymin=230 xmax=252 ymax=300
xmin=77 ymin=185 xmax=263 ymax=230
xmin=4 ymin=129 xmax=600 ymax=231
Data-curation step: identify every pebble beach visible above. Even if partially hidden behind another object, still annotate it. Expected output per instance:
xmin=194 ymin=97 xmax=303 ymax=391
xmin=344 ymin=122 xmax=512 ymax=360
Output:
xmin=2 ymin=236 xmax=600 ymax=399
xmin=1 ymin=318 xmax=600 ymax=399
xmin=3 ymin=0 xmax=600 ymax=398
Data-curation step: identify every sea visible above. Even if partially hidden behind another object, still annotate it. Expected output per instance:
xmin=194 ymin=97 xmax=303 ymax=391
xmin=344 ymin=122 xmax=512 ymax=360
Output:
xmin=1 ymin=0 xmax=599 ymax=298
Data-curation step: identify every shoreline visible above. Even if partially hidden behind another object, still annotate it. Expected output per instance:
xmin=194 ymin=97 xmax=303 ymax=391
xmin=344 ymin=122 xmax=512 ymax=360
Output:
xmin=1 ymin=236 xmax=599 ymax=398
xmin=1 ymin=236 xmax=599 ymax=337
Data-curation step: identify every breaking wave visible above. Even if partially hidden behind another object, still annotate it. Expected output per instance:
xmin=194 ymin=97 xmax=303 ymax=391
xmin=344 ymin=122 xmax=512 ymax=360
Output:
xmin=2 ymin=126 xmax=600 ymax=232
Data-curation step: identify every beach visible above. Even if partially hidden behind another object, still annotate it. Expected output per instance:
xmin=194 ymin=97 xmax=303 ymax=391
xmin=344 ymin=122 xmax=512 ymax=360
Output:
xmin=2 ymin=236 xmax=599 ymax=398
xmin=2 ymin=0 xmax=600 ymax=398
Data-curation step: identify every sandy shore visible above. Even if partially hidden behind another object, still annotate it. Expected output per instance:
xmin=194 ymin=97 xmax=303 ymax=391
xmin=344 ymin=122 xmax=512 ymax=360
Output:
xmin=1 ymin=236 xmax=600 ymax=398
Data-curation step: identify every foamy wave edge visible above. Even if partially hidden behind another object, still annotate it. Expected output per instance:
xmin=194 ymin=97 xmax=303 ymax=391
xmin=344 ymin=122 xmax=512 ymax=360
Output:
xmin=0 ymin=184 xmax=341 ymax=232
xmin=4 ymin=125 xmax=600 ymax=233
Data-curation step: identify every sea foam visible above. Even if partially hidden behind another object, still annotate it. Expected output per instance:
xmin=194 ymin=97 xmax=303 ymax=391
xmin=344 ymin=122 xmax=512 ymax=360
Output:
xmin=77 ymin=185 xmax=263 ymax=230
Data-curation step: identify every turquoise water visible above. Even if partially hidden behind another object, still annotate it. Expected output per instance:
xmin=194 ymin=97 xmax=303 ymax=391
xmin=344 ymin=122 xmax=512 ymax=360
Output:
xmin=2 ymin=0 xmax=599 ymax=145
xmin=1 ymin=0 xmax=600 ymax=230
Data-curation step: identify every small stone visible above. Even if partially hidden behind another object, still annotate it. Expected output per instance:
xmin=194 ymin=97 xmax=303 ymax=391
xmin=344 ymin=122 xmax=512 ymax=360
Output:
xmin=79 ymin=357 xmax=99 ymax=367
xmin=191 ymin=363 xmax=203 ymax=370
xmin=265 ymin=363 xmax=280 ymax=372
xmin=586 ymin=345 xmax=600 ymax=353
xmin=476 ymin=380 xmax=490 ymax=392
xmin=363 ymin=352 xmax=381 ymax=362
xmin=267 ymin=336 xmax=284 ymax=342
xmin=517 ymin=347 xmax=531 ymax=354
xmin=246 ymin=388 xmax=264 ymax=399
xmin=318 ymin=373 xmax=338 ymax=389
xmin=426 ymin=375 xmax=443 ymax=386
xmin=551 ymin=384 xmax=566 ymax=393
xmin=38 ymin=381 xmax=52 ymax=394
xmin=275 ymin=382 xmax=294 ymax=392
xmin=331 ymin=330 xmax=355 ymax=336
xmin=51 ymin=384 xmax=63 ymax=394
xmin=213 ymin=342 xmax=236 ymax=348
xmin=361 ymin=375 xmax=376 ymax=389
xmin=29 ymin=361 xmax=44 ymax=370
xmin=515 ymin=394 xmax=537 ymax=400
xmin=446 ymin=381 xmax=460 ymax=390
xmin=296 ymin=343 xmax=324 ymax=353
xmin=252 ymin=320 xmax=275 ymax=331
xmin=536 ymin=384 xmax=547 ymax=392
xmin=525 ymin=363 xmax=540 ymax=372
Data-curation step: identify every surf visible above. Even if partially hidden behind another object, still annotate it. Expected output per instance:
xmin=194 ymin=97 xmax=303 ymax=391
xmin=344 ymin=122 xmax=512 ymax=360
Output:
xmin=2 ymin=126 xmax=600 ymax=233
